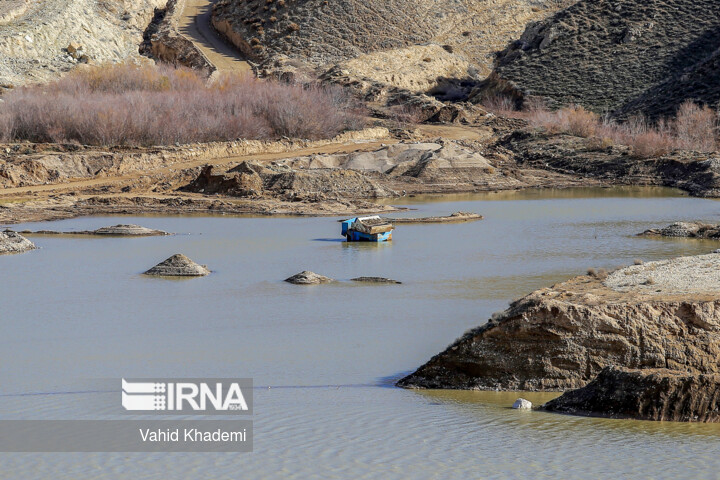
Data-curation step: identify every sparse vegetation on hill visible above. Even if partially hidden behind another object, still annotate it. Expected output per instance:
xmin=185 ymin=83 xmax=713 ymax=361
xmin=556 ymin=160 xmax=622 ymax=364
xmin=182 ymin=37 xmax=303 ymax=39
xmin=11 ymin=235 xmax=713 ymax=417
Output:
xmin=0 ymin=64 xmax=364 ymax=146
xmin=480 ymin=0 xmax=720 ymax=118
xmin=211 ymin=0 xmax=573 ymax=81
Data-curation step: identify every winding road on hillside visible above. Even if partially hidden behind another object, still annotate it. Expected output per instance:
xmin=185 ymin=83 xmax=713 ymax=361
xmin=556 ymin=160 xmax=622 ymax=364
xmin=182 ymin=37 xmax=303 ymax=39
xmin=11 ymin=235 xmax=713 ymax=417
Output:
xmin=178 ymin=0 xmax=251 ymax=74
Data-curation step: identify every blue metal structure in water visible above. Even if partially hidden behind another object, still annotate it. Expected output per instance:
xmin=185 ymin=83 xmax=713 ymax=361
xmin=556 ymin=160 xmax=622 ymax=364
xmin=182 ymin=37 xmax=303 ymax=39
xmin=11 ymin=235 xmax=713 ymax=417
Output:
xmin=341 ymin=216 xmax=394 ymax=242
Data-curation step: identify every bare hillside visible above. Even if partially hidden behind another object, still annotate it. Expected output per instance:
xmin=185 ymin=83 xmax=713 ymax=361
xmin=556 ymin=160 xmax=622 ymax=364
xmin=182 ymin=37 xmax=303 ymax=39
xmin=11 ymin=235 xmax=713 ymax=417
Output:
xmin=0 ymin=0 xmax=164 ymax=87
xmin=211 ymin=0 xmax=572 ymax=85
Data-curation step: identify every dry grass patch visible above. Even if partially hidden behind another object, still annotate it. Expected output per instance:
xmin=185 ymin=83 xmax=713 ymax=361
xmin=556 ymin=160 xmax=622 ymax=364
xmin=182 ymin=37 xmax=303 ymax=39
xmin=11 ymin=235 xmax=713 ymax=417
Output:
xmin=0 ymin=64 xmax=365 ymax=146
xmin=484 ymin=97 xmax=719 ymax=157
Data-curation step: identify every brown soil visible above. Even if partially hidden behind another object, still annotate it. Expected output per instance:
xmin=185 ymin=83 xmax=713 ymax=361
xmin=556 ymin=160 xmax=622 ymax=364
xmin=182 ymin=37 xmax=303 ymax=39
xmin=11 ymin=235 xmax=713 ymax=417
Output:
xmin=6 ymin=118 xmax=720 ymax=224
xmin=542 ymin=366 xmax=720 ymax=423
xmin=398 ymin=254 xmax=720 ymax=391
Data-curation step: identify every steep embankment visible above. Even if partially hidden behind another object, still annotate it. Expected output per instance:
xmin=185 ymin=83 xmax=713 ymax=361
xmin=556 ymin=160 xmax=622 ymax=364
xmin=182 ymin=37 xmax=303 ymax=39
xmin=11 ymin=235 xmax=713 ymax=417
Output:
xmin=211 ymin=0 xmax=573 ymax=86
xmin=398 ymin=253 xmax=720 ymax=391
xmin=499 ymin=130 xmax=720 ymax=198
xmin=0 ymin=0 xmax=164 ymax=87
xmin=542 ymin=366 xmax=720 ymax=422
xmin=477 ymin=0 xmax=720 ymax=117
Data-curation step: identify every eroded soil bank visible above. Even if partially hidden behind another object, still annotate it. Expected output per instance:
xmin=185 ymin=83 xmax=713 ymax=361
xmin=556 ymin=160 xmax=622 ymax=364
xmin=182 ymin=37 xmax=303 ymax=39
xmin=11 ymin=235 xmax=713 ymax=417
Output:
xmin=399 ymin=253 xmax=720 ymax=391
xmin=4 ymin=116 xmax=719 ymax=225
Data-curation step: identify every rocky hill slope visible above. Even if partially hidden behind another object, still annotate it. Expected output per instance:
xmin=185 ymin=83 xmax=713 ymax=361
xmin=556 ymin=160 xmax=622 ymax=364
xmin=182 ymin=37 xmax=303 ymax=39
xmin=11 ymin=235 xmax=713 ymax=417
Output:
xmin=477 ymin=0 xmax=720 ymax=117
xmin=0 ymin=0 xmax=164 ymax=87
xmin=211 ymin=0 xmax=572 ymax=88
xmin=617 ymin=46 xmax=720 ymax=119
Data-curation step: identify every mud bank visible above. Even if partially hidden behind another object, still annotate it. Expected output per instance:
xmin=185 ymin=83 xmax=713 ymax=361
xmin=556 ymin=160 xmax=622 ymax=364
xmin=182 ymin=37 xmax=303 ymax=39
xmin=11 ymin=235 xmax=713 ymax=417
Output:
xmin=0 ymin=194 xmax=400 ymax=224
xmin=21 ymin=224 xmax=170 ymax=236
xmin=386 ymin=212 xmax=482 ymax=224
xmin=640 ymin=221 xmax=720 ymax=239
xmin=4 ymin=120 xmax=720 ymax=224
xmin=541 ymin=366 xmax=720 ymax=423
xmin=398 ymin=253 xmax=720 ymax=391
xmin=500 ymin=130 xmax=720 ymax=198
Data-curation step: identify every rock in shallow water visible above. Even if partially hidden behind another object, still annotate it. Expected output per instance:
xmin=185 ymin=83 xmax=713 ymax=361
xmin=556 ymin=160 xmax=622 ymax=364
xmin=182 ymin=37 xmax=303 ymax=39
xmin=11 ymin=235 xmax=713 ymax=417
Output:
xmin=512 ymin=398 xmax=533 ymax=410
xmin=542 ymin=366 xmax=720 ymax=422
xmin=144 ymin=254 xmax=210 ymax=277
xmin=285 ymin=271 xmax=335 ymax=285
xmin=639 ymin=221 xmax=720 ymax=239
xmin=0 ymin=230 xmax=36 ymax=254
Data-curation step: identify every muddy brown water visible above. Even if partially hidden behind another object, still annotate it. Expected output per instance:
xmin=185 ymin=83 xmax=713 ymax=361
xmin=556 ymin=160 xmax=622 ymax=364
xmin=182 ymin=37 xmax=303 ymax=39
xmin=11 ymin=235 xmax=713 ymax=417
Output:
xmin=1 ymin=187 xmax=719 ymax=479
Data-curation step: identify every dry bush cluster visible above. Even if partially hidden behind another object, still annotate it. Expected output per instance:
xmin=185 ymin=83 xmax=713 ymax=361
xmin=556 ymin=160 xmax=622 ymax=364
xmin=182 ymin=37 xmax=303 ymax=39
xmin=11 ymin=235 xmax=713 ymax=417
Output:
xmin=0 ymin=64 xmax=365 ymax=146
xmin=483 ymin=96 xmax=719 ymax=158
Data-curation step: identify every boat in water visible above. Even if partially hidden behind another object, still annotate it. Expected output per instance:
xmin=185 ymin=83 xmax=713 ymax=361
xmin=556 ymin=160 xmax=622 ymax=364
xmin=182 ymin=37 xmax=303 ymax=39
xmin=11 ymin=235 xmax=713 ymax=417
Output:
xmin=341 ymin=216 xmax=393 ymax=242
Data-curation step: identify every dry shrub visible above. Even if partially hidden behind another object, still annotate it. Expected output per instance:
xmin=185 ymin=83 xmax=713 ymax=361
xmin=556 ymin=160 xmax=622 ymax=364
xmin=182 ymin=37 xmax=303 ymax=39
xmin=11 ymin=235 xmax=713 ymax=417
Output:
xmin=389 ymin=104 xmax=425 ymax=126
xmin=524 ymin=105 xmax=598 ymax=136
xmin=0 ymin=112 xmax=13 ymax=142
xmin=481 ymin=94 xmax=516 ymax=114
xmin=0 ymin=63 xmax=364 ymax=146
xmin=562 ymin=105 xmax=598 ymax=137
xmin=599 ymin=115 xmax=674 ymax=158
xmin=483 ymin=95 xmax=719 ymax=158
xmin=587 ymin=136 xmax=614 ymax=151
xmin=587 ymin=267 xmax=608 ymax=280
xmin=673 ymin=100 xmax=718 ymax=151
xmin=630 ymin=131 xmax=674 ymax=158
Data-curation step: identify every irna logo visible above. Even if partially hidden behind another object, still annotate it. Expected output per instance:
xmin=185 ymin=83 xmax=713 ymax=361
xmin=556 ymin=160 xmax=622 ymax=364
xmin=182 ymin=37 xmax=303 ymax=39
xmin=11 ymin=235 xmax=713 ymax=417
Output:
xmin=121 ymin=378 xmax=252 ymax=414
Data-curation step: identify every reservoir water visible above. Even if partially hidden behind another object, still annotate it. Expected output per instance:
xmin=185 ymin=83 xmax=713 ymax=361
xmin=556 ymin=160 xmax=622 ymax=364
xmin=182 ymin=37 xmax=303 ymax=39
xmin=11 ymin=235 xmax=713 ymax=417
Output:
xmin=1 ymin=187 xmax=720 ymax=479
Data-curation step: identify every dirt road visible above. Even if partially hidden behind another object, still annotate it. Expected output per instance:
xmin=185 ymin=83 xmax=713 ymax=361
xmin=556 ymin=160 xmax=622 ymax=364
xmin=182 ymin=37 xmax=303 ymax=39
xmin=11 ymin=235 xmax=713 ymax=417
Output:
xmin=178 ymin=0 xmax=251 ymax=74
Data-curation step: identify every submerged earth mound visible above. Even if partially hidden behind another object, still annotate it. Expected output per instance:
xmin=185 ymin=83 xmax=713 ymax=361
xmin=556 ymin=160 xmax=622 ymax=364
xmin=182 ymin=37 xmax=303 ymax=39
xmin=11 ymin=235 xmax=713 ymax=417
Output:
xmin=0 ymin=230 xmax=36 ymax=254
xmin=144 ymin=254 xmax=210 ymax=276
xmin=479 ymin=0 xmax=720 ymax=117
xmin=285 ymin=271 xmax=335 ymax=285
xmin=542 ymin=366 xmax=720 ymax=423
xmin=640 ymin=221 xmax=720 ymax=239
xmin=398 ymin=253 xmax=720 ymax=391
xmin=92 ymin=224 xmax=170 ymax=236
xmin=351 ymin=277 xmax=402 ymax=284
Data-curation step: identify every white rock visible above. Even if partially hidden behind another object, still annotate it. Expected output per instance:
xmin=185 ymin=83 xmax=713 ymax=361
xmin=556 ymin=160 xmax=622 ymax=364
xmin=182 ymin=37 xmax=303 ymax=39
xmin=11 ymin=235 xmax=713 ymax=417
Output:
xmin=512 ymin=398 xmax=532 ymax=410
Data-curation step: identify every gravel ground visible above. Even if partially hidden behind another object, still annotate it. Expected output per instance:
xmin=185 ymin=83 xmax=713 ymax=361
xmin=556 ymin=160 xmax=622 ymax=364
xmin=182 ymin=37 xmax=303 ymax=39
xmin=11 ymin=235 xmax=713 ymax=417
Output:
xmin=605 ymin=253 xmax=720 ymax=295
